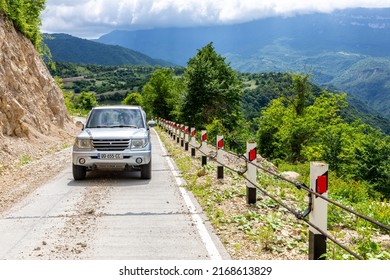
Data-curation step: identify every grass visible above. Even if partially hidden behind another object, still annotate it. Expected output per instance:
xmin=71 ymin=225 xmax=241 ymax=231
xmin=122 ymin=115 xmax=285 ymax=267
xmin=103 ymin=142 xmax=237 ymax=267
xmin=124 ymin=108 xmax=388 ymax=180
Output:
xmin=17 ymin=155 xmax=32 ymax=166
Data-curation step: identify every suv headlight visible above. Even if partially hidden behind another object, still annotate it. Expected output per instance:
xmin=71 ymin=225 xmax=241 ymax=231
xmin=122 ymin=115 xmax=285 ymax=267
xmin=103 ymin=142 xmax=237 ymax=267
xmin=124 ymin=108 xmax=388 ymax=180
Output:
xmin=131 ymin=138 xmax=148 ymax=149
xmin=75 ymin=138 xmax=93 ymax=149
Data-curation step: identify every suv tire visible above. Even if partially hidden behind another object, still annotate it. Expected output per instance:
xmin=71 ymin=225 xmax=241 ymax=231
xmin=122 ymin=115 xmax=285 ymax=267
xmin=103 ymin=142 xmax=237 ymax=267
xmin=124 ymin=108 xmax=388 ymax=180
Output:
xmin=73 ymin=164 xmax=87 ymax=180
xmin=141 ymin=159 xmax=152 ymax=179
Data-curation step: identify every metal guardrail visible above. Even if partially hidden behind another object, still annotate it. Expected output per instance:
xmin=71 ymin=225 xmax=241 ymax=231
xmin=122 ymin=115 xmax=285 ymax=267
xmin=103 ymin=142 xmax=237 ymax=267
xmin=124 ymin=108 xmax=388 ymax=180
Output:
xmin=158 ymin=118 xmax=389 ymax=260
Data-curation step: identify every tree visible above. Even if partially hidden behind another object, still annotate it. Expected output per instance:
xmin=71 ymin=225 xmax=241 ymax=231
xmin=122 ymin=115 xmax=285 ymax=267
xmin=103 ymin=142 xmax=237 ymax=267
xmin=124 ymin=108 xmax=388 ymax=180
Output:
xmin=181 ymin=42 xmax=242 ymax=130
xmin=256 ymin=76 xmax=349 ymax=163
xmin=122 ymin=92 xmax=143 ymax=106
xmin=75 ymin=92 xmax=98 ymax=115
xmin=354 ymin=130 xmax=390 ymax=197
xmin=284 ymin=73 xmax=312 ymax=116
xmin=142 ymin=68 xmax=182 ymax=120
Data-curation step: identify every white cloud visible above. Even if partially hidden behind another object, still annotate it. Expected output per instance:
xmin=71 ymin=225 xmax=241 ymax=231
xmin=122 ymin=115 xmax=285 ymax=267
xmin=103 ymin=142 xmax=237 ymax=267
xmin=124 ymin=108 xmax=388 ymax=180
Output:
xmin=41 ymin=0 xmax=390 ymax=38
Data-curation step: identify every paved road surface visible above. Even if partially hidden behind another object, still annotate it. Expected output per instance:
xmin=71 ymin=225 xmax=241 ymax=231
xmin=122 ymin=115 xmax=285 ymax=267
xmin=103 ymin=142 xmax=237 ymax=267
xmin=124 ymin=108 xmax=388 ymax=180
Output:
xmin=0 ymin=130 xmax=229 ymax=260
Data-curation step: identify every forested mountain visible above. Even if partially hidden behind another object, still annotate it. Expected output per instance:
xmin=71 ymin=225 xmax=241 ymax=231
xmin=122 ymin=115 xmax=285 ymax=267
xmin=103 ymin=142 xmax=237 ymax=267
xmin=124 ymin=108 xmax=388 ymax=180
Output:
xmin=96 ymin=8 xmax=390 ymax=119
xmin=43 ymin=33 xmax=174 ymax=67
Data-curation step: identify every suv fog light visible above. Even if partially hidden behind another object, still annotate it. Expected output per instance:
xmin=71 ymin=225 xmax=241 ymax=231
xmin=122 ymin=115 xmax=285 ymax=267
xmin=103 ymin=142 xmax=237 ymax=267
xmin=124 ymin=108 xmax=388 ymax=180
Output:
xmin=79 ymin=158 xmax=86 ymax=164
xmin=136 ymin=158 xmax=143 ymax=164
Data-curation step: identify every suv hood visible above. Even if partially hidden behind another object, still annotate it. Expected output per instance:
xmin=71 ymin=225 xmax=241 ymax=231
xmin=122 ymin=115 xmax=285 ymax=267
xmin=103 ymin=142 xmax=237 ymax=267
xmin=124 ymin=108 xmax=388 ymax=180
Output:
xmin=78 ymin=128 xmax=148 ymax=139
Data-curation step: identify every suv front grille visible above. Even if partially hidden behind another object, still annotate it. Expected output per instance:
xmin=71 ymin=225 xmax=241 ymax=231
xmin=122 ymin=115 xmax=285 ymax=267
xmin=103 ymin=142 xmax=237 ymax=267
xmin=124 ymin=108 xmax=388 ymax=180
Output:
xmin=93 ymin=139 xmax=130 ymax=151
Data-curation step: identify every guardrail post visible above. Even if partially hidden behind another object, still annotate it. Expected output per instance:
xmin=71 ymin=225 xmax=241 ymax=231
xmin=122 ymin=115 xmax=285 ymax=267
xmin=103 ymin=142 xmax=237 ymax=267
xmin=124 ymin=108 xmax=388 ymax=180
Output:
xmin=217 ymin=135 xmax=224 ymax=179
xmin=184 ymin=126 xmax=189 ymax=151
xmin=190 ymin=128 xmax=196 ymax=157
xmin=246 ymin=141 xmax=257 ymax=204
xmin=201 ymin=130 xmax=208 ymax=166
xmin=309 ymin=161 xmax=329 ymax=260
xmin=180 ymin=125 xmax=185 ymax=147
xmin=176 ymin=124 xmax=180 ymax=143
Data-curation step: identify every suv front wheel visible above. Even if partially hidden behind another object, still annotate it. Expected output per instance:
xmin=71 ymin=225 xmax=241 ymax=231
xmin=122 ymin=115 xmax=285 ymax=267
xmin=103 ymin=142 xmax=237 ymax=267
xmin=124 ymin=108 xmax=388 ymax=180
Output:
xmin=73 ymin=164 xmax=87 ymax=180
xmin=140 ymin=160 xmax=152 ymax=179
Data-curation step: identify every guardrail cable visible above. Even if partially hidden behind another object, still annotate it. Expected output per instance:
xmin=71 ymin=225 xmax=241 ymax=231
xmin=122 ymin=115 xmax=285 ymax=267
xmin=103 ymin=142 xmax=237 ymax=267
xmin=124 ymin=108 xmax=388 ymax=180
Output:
xmin=243 ymin=174 xmax=364 ymax=260
xmin=193 ymin=136 xmax=390 ymax=232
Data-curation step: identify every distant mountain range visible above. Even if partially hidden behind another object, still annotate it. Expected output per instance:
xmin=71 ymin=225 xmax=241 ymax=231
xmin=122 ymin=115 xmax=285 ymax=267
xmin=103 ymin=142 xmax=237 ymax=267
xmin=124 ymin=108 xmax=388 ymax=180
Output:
xmin=97 ymin=8 xmax=390 ymax=65
xmin=45 ymin=8 xmax=390 ymax=119
xmin=95 ymin=8 xmax=390 ymax=118
xmin=43 ymin=33 xmax=174 ymax=66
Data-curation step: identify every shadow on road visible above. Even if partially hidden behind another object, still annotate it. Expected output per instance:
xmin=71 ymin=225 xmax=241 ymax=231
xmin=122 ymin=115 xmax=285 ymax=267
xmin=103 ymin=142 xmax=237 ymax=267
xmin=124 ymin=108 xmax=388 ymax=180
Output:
xmin=67 ymin=170 xmax=150 ymax=187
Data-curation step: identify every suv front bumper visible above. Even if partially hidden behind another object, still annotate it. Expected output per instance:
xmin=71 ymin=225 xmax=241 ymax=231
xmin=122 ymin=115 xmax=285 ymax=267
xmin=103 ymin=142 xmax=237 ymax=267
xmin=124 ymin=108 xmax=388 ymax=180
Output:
xmin=72 ymin=147 xmax=151 ymax=169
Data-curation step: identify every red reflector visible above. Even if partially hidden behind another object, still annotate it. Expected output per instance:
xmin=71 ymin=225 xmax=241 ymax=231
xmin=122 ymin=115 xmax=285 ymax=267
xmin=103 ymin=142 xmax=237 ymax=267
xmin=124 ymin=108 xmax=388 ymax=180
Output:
xmin=249 ymin=148 xmax=256 ymax=161
xmin=202 ymin=133 xmax=207 ymax=141
xmin=316 ymin=175 xmax=328 ymax=194
xmin=218 ymin=139 xmax=224 ymax=149
xmin=185 ymin=128 xmax=189 ymax=134
xmin=191 ymin=130 xmax=196 ymax=136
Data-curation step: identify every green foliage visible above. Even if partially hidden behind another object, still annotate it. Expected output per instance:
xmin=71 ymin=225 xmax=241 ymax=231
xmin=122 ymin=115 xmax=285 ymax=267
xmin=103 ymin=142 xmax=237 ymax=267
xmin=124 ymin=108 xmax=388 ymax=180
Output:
xmin=122 ymin=92 xmax=143 ymax=106
xmin=181 ymin=42 xmax=243 ymax=131
xmin=53 ymin=76 xmax=76 ymax=114
xmin=63 ymin=91 xmax=76 ymax=114
xmin=257 ymin=74 xmax=390 ymax=198
xmin=17 ymin=155 xmax=32 ymax=166
xmin=283 ymin=73 xmax=313 ymax=116
xmin=74 ymin=92 xmax=98 ymax=115
xmin=141 ymin=68 xmax=183 ymax=120
xmin=206 ymin=118 xmax=252 ymax=154
xmin=241 ymin=72 xmax=390 ymax=134
xmin=354 ymin=130 xmax=390 ymax=196
xmin=0 ymin=0 xmax=46 ymax=51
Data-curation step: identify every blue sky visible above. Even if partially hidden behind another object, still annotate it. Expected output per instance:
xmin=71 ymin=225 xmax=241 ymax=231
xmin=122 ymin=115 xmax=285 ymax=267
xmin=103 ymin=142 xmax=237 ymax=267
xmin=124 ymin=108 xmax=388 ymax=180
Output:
xmin=41 ymin=0 xmax=390 ymax=38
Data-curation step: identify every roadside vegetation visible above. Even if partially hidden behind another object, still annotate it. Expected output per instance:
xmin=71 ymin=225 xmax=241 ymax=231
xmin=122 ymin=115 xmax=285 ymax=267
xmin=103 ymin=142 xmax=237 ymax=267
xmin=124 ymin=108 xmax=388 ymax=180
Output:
xmin=0 ymin=0 xmax=45 ymax=51
xmin=157 ymin=126 xmax=389 ymax=260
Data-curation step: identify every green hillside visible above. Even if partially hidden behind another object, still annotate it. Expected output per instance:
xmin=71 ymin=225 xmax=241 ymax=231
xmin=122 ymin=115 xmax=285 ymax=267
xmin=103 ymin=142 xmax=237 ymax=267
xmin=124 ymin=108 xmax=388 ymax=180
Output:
xmin=331 ymin=58 xmax=390 ymax=118
xmin=49 ymin=62 xmax=184 ymax=104
xmin=44 ymin=33 xmax=174 ymax=66
xmin=226 ymin=39 xmax=390 ymax=120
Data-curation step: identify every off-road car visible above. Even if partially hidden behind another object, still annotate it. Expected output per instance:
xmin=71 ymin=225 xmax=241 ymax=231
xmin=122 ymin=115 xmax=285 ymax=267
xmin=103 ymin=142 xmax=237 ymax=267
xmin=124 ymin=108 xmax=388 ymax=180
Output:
xmin=72 ymin=105 xmax=153 ymax=180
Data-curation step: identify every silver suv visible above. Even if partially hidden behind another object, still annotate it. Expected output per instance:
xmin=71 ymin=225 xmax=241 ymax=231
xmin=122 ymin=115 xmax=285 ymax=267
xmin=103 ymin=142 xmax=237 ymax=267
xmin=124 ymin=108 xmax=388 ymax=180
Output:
xmin=72 ymin=105 xmax=153 ymax=180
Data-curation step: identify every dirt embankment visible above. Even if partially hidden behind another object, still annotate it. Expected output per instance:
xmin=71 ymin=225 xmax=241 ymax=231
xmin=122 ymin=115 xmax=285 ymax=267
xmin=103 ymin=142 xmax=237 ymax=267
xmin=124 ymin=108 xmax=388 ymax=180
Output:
xmin=0 ymin=14 xmax=78 ymax=213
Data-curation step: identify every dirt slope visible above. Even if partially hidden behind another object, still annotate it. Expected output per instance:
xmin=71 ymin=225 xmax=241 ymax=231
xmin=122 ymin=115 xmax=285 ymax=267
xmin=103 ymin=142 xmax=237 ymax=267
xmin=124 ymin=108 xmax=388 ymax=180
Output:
xmin=0 ymin=14 xmax=78 ymax=209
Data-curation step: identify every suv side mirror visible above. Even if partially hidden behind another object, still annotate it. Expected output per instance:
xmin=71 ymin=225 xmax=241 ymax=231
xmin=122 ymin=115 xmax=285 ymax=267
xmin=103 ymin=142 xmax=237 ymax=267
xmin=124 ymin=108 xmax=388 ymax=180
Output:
xmin=147 ymin=120 xmax=156 ymax=127
xmin=75 ymin=120 xmax=85 ymax=130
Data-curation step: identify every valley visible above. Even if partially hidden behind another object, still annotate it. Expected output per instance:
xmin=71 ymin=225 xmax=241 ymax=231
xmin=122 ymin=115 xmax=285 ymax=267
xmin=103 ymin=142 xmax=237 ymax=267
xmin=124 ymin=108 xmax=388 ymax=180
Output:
xmin=44 ymin=8 xmax=390 ymax=120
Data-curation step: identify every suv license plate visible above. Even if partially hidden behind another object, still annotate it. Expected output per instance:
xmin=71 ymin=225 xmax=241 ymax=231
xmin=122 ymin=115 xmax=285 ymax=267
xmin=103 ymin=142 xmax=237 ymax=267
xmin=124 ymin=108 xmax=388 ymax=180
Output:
xmin=98 ymin=153 xmax=124 ymax=160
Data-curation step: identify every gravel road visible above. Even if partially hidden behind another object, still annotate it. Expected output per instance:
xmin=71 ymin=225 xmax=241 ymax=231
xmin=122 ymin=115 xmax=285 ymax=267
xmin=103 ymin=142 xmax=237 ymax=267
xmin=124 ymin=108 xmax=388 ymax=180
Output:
xmin=0 ymin=130 xmax=229 ymax=260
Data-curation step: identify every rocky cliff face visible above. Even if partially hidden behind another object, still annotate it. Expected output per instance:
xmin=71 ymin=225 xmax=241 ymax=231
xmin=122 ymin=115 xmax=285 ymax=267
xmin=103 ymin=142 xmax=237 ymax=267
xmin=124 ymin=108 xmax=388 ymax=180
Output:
xmin=0 ymin=15 xmax=75 ymax=165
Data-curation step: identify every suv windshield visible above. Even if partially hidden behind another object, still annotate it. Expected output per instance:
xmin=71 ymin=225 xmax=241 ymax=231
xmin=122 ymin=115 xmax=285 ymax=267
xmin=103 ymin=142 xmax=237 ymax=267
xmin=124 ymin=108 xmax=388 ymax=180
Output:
xmin=86 ymin=108 xmax=144 ymax=128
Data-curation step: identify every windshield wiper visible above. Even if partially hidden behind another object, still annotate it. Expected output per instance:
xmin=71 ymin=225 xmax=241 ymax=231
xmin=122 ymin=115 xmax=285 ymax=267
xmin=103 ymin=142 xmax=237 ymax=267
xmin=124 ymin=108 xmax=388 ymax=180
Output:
xmin=110 ymin=125 xmax=138 ymax=128
xmin=86 ymin=125 xmax=110 ymax=128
